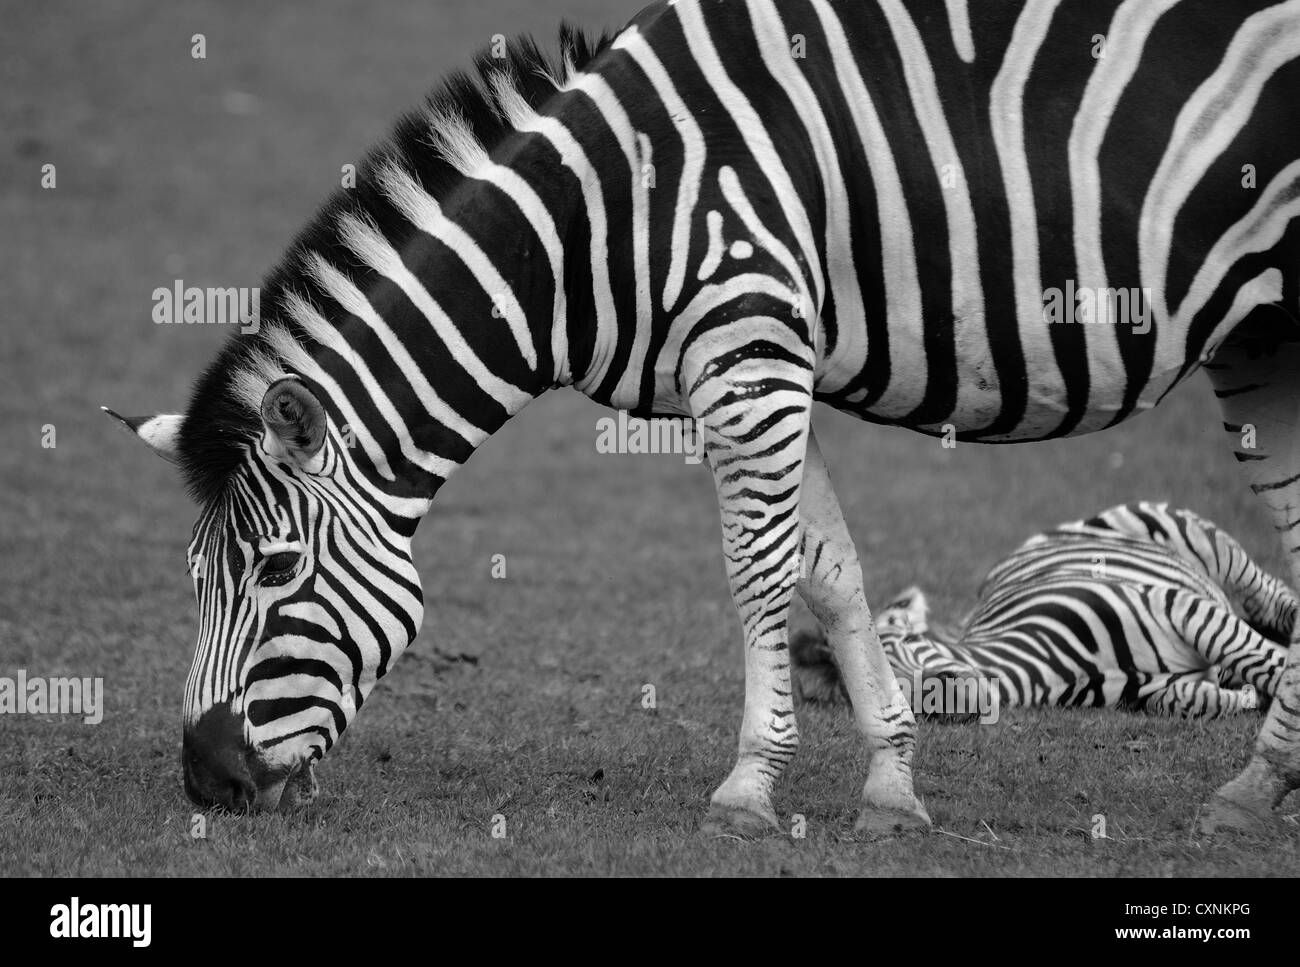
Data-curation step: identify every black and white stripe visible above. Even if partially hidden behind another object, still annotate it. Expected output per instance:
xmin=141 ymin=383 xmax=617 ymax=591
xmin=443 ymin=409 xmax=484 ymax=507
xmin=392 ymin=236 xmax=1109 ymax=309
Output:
xmin=795 ymin=502 xmax=1296 ymax=718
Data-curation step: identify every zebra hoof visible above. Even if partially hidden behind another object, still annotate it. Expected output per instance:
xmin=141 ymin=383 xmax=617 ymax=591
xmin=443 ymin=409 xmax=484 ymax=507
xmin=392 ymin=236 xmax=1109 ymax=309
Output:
xmin=699 ymin=803 xmax=780 ymax=840
xmin=1198 ymin=795 xmax=1275 ymax=835
xmin=1199 ymin=756 xmax=1296 ymax=834
xmin=854 ymin=800 xmax=932 ymax=838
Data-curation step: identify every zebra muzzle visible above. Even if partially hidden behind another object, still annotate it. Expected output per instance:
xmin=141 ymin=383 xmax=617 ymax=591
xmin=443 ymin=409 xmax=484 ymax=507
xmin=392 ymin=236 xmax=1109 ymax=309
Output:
xmin=278 ymin=758 xmax=319 ymax=810
xmin=182 ymin=707 xmax=321 ymax=812
xmin=256 ymin=757 xmax=319 ymax=812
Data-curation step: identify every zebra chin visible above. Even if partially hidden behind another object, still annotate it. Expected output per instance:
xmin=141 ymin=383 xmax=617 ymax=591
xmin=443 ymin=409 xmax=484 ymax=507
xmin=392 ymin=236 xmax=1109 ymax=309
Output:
xmin=181 ymin=705 xmax=321 ymax=813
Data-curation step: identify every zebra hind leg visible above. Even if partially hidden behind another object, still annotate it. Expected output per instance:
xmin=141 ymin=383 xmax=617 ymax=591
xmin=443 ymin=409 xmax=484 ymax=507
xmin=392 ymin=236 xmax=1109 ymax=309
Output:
xmin=1164 ymin=506 xmax=1298 ymax=643
xmin=1140 ymin=672 xmax=1260 ymax=718
xmin=795 ymin=431 xmax=931 ymax=835
xmin=1202 ymin=316 xmax=1300 ymax=832
xmin=1141 ymin=587 xmax=1286 ymax=705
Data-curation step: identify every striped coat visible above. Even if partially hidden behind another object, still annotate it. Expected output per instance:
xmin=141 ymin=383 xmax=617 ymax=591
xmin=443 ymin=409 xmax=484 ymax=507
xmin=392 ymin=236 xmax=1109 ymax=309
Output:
xmin=794 ymin=503 xmax=1296 ymax=718
xmin=107 ymin=0 xmax=1300 ymax=834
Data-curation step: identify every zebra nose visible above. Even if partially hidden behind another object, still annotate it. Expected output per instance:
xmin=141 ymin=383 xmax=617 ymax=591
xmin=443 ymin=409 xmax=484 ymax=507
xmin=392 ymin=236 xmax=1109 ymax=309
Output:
xmin=182 ymin=706 xmax=257 ymax=812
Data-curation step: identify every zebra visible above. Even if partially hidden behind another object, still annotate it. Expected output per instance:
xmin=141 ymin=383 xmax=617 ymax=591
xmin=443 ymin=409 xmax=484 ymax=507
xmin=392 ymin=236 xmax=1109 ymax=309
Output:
xmin=104 ymin=0 xmax=1300 ymax=837
xmin=793 ymin=502 xmax=1297 ymax=718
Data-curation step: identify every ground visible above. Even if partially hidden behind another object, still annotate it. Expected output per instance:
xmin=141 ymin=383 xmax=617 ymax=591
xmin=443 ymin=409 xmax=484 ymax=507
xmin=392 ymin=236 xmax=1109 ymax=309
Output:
xmin=2 ymin=0 xmax=1298 ymax=876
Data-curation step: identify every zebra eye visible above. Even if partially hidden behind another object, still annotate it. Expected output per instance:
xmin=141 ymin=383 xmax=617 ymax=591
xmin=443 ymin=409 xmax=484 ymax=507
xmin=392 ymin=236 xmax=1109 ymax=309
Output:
xmin=259 ymin=550 xmax=301 ymax=586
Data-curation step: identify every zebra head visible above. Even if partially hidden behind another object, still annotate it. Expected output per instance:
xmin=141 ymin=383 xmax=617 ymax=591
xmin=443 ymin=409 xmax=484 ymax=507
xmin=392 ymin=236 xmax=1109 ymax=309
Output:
xmin=877 ymin=586 xmax=931 ymax=638
xmin=873 ymin=586 xmax=936 ymax=680
xmin=106 ymin=375 xmax=424 ymax=812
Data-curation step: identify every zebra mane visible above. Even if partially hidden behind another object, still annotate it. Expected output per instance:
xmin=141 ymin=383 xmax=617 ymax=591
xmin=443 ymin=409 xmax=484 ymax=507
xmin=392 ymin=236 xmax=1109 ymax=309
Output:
xmin=175 ymin=23 xmax=613 ymax=506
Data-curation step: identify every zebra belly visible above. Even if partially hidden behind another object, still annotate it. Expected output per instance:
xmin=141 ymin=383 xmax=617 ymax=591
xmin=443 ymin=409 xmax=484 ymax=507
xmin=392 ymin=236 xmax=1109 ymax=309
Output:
xmin=963 ymin=582 xmax=1216 ymax=684
xmin=813 ymin=363 xmax=1107 ymax=442
xmin=811 ymin=310 xmax=1176 ymax=442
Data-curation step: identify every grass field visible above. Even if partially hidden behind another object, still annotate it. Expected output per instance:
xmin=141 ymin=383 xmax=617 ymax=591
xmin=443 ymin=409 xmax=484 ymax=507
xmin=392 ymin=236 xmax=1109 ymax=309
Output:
xmin=3 ymin=0 xmax=1299 ymax=876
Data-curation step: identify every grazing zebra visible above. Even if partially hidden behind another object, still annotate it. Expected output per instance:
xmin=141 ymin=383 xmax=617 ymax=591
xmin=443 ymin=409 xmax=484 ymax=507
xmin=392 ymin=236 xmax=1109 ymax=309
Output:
xmin=105 ymin=0 xmax=1300 ymax=836
xmin=793 ymin=502 xmax=1296 ymax=718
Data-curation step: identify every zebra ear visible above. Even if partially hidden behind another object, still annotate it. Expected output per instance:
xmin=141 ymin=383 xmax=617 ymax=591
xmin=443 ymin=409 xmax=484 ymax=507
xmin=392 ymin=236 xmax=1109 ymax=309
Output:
xmin=260 ymin=376 xmax=327 ymax=467
xmin=898 ymin=586 xmax=930 ymax=623
xmin=102 ymin=408 xmax=184 ymax=464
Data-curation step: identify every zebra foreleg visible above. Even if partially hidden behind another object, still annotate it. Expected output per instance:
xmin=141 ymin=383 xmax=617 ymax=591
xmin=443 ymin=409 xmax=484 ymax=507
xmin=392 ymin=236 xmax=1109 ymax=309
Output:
xmin=1202 ymin=319 xmax=1300 ymax=832
xmin=795 ymin=431 xmax=931 ymax=834
xmin=685 ymin=319 xmax=815 ymax=838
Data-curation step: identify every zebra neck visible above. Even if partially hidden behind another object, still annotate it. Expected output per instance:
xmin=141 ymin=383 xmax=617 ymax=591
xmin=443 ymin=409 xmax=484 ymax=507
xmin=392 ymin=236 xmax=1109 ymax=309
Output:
xmin=900 ymin=624 xmax=962 ymax=660
xmin=285 ymin=156 xmax=591 ymax=506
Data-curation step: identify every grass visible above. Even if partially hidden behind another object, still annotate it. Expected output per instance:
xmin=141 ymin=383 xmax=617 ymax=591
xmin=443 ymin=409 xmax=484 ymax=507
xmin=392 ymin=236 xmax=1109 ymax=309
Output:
xmin=3 ymin=0 xmax=1299 ymax=876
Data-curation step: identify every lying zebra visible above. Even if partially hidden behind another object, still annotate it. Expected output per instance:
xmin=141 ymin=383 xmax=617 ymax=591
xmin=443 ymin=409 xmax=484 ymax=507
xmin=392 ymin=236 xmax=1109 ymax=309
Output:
xmin=792 ymin=503 xmax=1297 ymax=718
